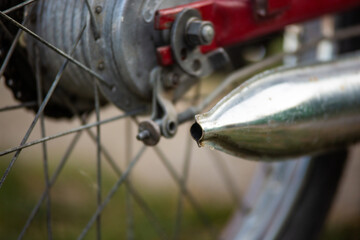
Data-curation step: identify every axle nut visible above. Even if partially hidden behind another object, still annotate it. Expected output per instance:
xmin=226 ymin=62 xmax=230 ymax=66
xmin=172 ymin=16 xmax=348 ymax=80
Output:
xmin=186 ymin=20 xmax=215 ymax=46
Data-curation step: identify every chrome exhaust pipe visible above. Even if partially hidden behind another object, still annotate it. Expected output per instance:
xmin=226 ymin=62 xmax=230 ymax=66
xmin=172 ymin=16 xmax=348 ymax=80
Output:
xmin=191 ymin=56 xmax=360 ymax=160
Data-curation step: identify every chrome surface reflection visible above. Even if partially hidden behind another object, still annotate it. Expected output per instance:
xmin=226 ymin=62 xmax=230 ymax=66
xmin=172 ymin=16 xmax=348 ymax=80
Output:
xmin=191 ymin=56 xmax=360 ymax=159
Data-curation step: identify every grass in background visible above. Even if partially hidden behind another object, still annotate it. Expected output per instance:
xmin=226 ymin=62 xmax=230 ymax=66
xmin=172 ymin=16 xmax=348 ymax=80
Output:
xmin=319 ymin=221 xmax=360 ymax=240
xmin=1 ymin=157 xmax=359 ymax=240
xmin=0 ymin=159 xmax=232 ymax=240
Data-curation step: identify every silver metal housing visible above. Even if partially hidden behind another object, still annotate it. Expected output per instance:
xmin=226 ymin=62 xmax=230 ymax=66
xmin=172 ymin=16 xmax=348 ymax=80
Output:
xmin=192 ymin=56 xmax=360 ymax=159
xmin=25 ymin=0 xmax=195 ymax=112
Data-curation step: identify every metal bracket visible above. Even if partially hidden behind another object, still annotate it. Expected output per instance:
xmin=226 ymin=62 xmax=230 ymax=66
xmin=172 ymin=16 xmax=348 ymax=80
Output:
xmin=156 ymin=8 xmax=230 ymax=77
xmin=151 ymin=67 xmax=178 ymax=138
xmin=137 ymin=67 xmax=179 ymax=145
xmin=170 ymin=8 xmax=230 ymax=77
xmin=254 ymin=0 xmax=291 ymax=19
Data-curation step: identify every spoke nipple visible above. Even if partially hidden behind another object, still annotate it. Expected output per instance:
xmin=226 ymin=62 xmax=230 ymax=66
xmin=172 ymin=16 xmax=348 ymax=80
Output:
xmin=95 ymin=5 xmax=103 ymax=14
xmin=7 ymin=78 xmax=14 ymax=87
xmin=137 ymin=130 xmax=150 ymax=140
xmin=97 ymin=61 xmax=105 ymax=71
xmin=16 ymin=91 xmax=22 ymax=99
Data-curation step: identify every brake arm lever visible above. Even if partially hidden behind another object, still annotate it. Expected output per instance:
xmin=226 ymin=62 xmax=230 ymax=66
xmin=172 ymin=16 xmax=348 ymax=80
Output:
xmin=137 ymin=67 xmax=178 ymax=146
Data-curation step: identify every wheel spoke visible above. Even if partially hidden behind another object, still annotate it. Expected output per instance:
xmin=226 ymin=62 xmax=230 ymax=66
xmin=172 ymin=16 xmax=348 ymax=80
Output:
xmin=0 ymin=14 xmax=31 ymax=78
xmin=18 ymin=129 xmax=84 ymax=239
xmin=35 ymin=46 xmax=52 ymax=239
xmin=0 ymin=6 xmax=359 ymax=239
xmin=55 ymin=102 xmax=167 ymax=239
xmin=0 ymin=23 xmax=87 ymax=189
xmin=82 ymin=125 xmax=167 ymax=240
xmin=0 ymin=20 xmax=14 ymax=40
xmin=125 ymin=119 xmax=134 ymax=240
xmin=0 ymin=101 xmax=37 ymax=112
xmin=173 ymin=85 xmax=199 ymax=239
xmin=78 ymin=116 xmax=167 ymax=240
xmin=0 ymin=109 xmax=143 ymax=157
xmin=3 ymin=0 xmax=37 ymax=15
xmin=85 ymin=127 xmax=168 ymax=240
xmin=209 ymin=152 xmax=242 ymax=208
xmin=77 ymin=146 xmax=147 ymax=240
xmin=173 ymin=135 xmax=193 ymax=240
xmin=153 ymin=147 xmax=217 ymax=240
xmin=0 ymin=10 xmax=111 ymax=88
xmin=84 ymin=0 xmax=100 ymax=40
xmin=94 ymin=81 xmax=102 ymax=240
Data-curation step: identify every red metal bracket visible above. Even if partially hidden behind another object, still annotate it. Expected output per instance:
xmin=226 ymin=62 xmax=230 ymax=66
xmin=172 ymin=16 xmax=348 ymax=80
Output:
xmin=254 ymin=0 xmax=291 ymax=18
xmin=156 ymin=46 xmax=174 ymax=67
xmin=155 ymin=0 xmax=360 ymax=56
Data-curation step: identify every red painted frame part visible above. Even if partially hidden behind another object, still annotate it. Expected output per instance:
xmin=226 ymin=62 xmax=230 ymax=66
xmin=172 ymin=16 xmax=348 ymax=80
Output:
xmin=155 ymin=0 xmax=360 ymax=55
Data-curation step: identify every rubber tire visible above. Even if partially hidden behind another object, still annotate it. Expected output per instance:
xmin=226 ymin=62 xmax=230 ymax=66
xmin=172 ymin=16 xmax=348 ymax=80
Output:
xmin=277 ymin=149 xmax=348 ymax=240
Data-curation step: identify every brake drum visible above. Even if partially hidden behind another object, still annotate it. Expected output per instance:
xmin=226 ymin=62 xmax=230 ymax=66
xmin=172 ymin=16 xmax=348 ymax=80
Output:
xmin=25 ymin=0 xmax=196 ymax=113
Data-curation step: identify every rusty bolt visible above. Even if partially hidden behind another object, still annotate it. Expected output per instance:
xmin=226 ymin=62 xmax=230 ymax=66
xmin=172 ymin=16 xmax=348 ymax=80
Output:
xmin=137 ymin=120 xmax=161 ymax=146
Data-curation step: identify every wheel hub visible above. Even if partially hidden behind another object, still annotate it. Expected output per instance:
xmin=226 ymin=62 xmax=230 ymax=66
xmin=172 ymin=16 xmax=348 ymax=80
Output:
xmin=22 ymin=0 xmax=197 ymax=115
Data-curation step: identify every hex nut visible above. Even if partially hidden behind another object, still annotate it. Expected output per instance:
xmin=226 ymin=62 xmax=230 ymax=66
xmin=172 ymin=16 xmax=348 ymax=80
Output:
xmin=186 ymin=20 xmax=215 ymax=46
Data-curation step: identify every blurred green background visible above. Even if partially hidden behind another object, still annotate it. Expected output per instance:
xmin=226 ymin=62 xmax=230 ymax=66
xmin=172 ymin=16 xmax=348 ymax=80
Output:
xmin=0 ymin=52 xmax=359 ymax=239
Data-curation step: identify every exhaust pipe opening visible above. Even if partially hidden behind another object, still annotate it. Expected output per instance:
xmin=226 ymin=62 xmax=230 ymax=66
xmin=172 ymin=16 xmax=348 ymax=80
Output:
xmin=190 ymin=122 xmax=204 ymax=145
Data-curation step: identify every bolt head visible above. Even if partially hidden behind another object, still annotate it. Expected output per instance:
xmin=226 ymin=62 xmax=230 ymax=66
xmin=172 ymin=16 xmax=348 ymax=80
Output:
xmin=136 ymin=130 xmax=150 ymax=140
xmin=186 ymin=20 xmax=215 ymax=46
xmin=201 ymin=24 xmax=215 ymax=44
xmin=137 ymin=120 xmax=161 ymax=146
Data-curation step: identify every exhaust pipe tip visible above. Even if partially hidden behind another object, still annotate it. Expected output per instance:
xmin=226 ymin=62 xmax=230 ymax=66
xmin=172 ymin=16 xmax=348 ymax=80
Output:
xmin=190 ymin=122 xmax=204 ymax=146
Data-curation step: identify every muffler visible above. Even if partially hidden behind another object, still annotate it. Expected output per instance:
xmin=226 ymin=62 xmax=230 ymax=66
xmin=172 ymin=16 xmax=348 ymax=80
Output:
xmin=191 ymin=56 xmax=360 ymax=160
